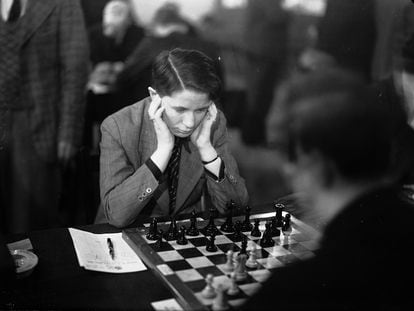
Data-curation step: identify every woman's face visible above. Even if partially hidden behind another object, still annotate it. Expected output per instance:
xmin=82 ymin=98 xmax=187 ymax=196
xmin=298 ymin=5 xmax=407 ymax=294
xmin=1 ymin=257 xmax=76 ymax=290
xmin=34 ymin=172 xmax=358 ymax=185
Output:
xmin=161 ymin=89 xmax=211 ymax=137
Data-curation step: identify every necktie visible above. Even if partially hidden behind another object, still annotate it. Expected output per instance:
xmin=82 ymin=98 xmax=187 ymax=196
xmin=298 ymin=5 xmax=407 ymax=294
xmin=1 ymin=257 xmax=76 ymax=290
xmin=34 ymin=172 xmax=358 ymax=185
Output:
xmin=7 ymin=0 xmax=21 ymax=23
xmin=167 ymin=137 xmax=182 ymax=215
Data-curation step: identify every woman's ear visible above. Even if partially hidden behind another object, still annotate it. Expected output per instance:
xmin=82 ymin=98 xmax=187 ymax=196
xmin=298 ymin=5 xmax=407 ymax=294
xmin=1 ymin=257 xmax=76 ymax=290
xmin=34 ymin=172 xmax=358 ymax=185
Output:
xmin=148 ymin=87 xmax=158 ymax=100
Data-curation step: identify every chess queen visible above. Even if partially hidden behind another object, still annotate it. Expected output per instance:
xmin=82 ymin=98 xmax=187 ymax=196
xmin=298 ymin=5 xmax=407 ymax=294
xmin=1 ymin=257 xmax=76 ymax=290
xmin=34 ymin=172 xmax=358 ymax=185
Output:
xmin=96 ymin=48 xmax=249 ymax=227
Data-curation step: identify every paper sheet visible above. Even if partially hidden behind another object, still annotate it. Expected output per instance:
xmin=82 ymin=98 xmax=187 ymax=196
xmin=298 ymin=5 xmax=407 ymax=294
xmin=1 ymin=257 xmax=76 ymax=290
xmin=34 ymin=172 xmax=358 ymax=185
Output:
xmin=69 ymin=228 xmax=147 ymax=273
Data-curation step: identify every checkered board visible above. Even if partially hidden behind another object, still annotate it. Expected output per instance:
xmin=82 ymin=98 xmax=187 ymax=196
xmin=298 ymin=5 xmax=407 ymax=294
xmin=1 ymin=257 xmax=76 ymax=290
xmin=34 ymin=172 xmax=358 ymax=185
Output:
xmin=122 ymin=212 xmax=320 ymax=311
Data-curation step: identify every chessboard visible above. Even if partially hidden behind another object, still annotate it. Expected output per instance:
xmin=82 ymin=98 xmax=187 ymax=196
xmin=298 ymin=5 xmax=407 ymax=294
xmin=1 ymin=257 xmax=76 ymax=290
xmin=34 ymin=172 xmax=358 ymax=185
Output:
xmin=122 ymin=205 xmax=320 ymax=311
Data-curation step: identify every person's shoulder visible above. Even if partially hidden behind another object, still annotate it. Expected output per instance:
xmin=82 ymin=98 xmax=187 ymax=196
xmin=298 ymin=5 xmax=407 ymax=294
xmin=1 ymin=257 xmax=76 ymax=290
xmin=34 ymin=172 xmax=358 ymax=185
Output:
xmin=102 ymin=97 xmax=150 ymax=129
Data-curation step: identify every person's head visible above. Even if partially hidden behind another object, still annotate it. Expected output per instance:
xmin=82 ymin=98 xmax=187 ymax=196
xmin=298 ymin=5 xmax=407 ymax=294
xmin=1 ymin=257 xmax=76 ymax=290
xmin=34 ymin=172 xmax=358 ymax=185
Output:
xmin=149 ymin=48 xmax=222 ymax=138
xmin=102 ymin=0 xmax=131 ymax=38
xmin=269 ymin=68 xmax=392 ymax=196
xmin=150 ymin=3 xmax=190 ymax=36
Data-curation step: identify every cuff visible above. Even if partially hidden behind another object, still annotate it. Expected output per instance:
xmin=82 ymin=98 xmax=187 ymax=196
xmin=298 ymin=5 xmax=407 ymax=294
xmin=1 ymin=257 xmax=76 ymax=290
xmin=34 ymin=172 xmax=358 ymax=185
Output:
xmin=145 ymin=158 xmax=162 ymax=181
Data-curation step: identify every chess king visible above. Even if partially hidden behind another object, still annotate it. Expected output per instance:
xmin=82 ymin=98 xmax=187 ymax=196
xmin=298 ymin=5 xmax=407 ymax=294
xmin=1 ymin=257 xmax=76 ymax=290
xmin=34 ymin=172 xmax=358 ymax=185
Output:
xmin=242 ymin=68 xmax=414 ymax=310
xmin=95 ymin=48 xmax=249 ymax=227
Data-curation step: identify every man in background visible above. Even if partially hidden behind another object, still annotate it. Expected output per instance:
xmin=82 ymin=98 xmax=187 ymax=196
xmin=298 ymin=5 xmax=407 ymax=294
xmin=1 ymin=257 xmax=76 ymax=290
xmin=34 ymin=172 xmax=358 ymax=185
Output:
xmin=0 ymin=0 xmax=89 ymax=233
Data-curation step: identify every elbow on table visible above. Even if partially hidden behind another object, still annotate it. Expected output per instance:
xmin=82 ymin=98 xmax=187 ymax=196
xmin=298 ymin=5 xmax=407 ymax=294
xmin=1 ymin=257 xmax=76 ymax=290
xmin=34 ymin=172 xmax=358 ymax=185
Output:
xmin=103 ymin=200 xmax=134 ymax=228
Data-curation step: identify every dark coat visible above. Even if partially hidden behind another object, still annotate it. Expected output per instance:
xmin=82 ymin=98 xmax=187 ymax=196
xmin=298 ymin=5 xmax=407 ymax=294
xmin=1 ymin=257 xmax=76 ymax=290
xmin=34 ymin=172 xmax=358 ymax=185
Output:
xmin=242 ymin=187 xmax=414 ymax=310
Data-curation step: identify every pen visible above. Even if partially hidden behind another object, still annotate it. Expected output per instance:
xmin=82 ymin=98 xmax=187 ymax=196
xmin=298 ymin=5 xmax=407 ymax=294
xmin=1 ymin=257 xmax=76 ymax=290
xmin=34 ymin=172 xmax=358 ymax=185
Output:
xmin=107 ymin=238 xmax=115 ymax=260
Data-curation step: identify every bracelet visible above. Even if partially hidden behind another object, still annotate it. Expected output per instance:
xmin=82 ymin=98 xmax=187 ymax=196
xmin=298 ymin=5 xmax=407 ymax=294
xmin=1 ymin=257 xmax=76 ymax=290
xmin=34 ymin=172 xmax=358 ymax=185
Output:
xmin=202 ymin=155 xmax=219 ymax=165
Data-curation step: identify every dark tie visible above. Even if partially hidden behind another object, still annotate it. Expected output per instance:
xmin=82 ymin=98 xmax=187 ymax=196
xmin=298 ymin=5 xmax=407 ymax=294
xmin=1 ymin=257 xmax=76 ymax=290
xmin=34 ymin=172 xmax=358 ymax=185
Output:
xmin=7 ymin=0 xmax=21 ymax=23
xmin=167 ymin=137 xmax=183 ymax=215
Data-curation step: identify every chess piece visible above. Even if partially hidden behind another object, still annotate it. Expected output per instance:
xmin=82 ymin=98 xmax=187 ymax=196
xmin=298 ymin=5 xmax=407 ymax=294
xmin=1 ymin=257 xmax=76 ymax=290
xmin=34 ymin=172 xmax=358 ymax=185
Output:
xmin=232 ymin=220 xmax=243 ymax=242
xmin=206 ymin=233 xmax=218 ymax=252
xmin=241 ymin=205 xmax=253 ymax=232
xmin=238 ymin=235 xmax=248 ymax=258
xmin=270 ymin=217 xmax=281 ymax=237
xmin=177 ymin=225 xmax=188 ymax=245
xmin=260 ymin=222 xmax=275 ymax=248
xmin=153 ymin=229 xmax=164 ymax=249
xmin=186 ymin=210 xmax=199 ymax=236
xmin=203 ymin=207 xmax=220 ymax=236
xmin=250 ymin=219 xmax=261 ymax=237
xmin=222 ymin=250 xmax=234 ymax=272
xmin=212 ymin=283 xmax=230 ymax=311
xmin=164 ymin=218 xmax=179 ymax=241
xmin=201 ymin=273 xmax=216 ymax=299
xmin=234 ymin=254 xmax=248 ymax=281
xmin=220 ymin=201 xmax=235 ymax=233
xmin=275 ymin=203 xmax=284 ymax=227
xmin=282 ymin=213 xmax=292 ymax=236
xmin=146 ymin=218 xmax=160 ymax=240
xmin=246 ymin=244 xmax=258 ymax=269
xmin=227 ymin=272 xmax=240 ymax=296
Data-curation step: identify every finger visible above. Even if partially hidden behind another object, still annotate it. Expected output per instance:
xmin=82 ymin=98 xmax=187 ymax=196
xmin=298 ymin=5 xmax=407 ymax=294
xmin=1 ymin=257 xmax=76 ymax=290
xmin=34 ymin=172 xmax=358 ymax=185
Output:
xmin=148 ymin=96 xmax=161 ymax=119
xmin=209 ymin=103 xmax=218 ymax=121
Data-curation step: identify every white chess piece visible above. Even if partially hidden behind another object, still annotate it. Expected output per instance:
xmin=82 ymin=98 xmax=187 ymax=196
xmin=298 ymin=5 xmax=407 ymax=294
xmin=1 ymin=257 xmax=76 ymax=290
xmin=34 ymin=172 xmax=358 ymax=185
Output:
xmin=212 ymin=283 xmax=230 ymax=311
xmin=246 ymin=244 xmax=258 ymax=269
xmin=222 ymin=250 xmax=234 ymax=272
xmin=234 ymin=254 xmax=248 ymax=281
xmin=201 ymin=273 xmax=216 ymax=299
xmin=227 ymin=272 xmax=240 ymax=296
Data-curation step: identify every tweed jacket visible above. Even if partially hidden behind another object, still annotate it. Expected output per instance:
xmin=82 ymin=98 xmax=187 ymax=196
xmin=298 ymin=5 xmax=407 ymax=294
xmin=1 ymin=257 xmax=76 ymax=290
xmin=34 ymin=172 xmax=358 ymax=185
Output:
xmin=18 ymin=0 xmax=89 ymax=162
xmin=98 ymin=97 xmax=249 ymax=227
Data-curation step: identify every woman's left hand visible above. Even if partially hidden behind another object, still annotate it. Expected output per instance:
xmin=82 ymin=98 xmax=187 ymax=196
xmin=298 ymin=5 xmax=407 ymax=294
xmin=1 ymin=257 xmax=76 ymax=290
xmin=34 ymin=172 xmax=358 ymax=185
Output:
xmin=190 ymin=103 xmax=217 ymax=150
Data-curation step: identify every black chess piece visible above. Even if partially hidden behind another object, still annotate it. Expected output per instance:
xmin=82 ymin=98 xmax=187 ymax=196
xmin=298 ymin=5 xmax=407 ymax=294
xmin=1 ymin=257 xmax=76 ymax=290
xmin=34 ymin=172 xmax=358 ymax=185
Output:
xmin=238 ymin=235 xmax=249 ymax=257
xmin=202 ymin=207 xmax=220 ymax=236
xmin=206 ymin=233 xmax=217 ymax=252
xmin=177 ymin=225 xmax=188 ymax=245
xmin=232 ymin=220 xmax=243 ymax=242
xmin=270 ymin=217 xmax=281 ymax=237
xmin=241 ymin=205 xmax=253 ymax=232
xmin=221 ymin=201 xmax=235 ymax=233
xmin=146 ymin=217 xmax=160 ymax=240
xmin=186 ymin=210 xmax=200 ymax=236
xmin=164 ymin=218 xmax=179 ymax=241
xmin=282 ymin=213 xmax=292 ymax=235
xmin=153 ymin=229 xmax=164 ymax=249
xmin=260 ymin=222 xmax=275 ymax=247
xmin=275 ymin=203 xmax=284 ymax=227
xmin=250 ymin=219 xmax=261 ymax=237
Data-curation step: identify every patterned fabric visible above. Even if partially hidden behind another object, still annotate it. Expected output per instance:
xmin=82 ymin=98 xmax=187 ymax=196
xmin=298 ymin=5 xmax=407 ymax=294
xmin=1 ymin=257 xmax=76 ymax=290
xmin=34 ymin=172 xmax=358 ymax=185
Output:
xmin=0 ymin=17 xmax=23 ymax=110
xmin=167 ymin=137 xmax=183 ymax=215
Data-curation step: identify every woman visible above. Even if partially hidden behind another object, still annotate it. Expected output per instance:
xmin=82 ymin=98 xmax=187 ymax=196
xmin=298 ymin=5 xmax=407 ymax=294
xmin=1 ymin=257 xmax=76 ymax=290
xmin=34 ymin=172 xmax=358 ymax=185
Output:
xmin=95 ymin=48 xmax=249 ymax=227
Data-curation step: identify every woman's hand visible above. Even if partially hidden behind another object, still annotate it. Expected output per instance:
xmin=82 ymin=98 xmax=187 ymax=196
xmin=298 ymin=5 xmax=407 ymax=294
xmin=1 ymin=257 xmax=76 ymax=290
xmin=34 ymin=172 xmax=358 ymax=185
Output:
xmin=191 ymin=103 xmax=218 ymax=161
xmin=148 ymin=95 xmax=174 ymax=172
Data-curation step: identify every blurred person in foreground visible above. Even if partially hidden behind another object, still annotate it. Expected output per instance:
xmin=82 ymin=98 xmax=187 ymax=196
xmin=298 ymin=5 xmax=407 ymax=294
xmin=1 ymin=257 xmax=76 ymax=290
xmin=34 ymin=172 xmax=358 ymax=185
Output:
xmin=115 ymin=2 xmax=223 ymax=107
xmin=0 ymin=0 xmax=89 ymax=234
xmin=242 ymin=69 xmax=414 ymax=310
xmin=95 ymin=48 xmax=248 ymax=228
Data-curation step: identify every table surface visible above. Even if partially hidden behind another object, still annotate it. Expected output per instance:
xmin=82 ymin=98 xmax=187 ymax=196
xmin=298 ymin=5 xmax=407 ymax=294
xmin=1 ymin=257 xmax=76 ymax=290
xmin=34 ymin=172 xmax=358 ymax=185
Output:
xmin=0 ymin=202 xmax=296 ymax=310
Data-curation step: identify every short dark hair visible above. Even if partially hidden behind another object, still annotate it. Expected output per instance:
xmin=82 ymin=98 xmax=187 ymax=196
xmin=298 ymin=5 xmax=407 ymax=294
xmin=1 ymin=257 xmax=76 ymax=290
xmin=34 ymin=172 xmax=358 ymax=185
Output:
xmin=271 ymin=68 xmax=392 ymax=181
xmin=151 ymin=48 xmax=222 ymax=103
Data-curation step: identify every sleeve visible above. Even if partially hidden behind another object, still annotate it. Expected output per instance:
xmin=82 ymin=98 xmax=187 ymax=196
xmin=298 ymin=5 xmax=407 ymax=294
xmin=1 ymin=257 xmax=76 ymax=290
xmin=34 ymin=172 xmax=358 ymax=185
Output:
xmin=205 ymin=111 xmax=249 ymax=214
xmin=57 ymin=0 xmax=90 ymax=147
xmin=99 ymin=116 xmax=161 ymax=227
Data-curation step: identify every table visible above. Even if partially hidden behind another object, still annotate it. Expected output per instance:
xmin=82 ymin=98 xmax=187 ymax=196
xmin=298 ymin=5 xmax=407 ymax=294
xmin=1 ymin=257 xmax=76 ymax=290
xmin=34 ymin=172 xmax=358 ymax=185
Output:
xmin=1 ymin=223 xmax=173 ymax=310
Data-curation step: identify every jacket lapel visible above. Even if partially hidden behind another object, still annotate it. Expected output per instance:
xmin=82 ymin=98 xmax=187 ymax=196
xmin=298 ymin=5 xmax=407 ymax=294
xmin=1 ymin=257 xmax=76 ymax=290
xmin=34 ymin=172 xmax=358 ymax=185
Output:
xmin=22 ymin=0 xmax=56 ymax=44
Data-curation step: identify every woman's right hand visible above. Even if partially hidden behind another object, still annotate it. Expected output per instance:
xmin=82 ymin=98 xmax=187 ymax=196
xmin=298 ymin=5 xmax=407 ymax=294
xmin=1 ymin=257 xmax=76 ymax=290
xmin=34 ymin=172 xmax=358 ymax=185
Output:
xmin=148 ymin=95 xmax=174 ymax=171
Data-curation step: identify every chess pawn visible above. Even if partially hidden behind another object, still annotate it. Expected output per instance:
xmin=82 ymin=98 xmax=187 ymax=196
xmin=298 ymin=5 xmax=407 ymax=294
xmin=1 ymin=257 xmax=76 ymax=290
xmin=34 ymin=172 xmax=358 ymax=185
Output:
xmin=232 ymin=220 xmax=243 ymax=242
xmin=227 ymin=272 xmax=240 ymax=296
xmin=246 ymin=244 xmax=258 ymax=269
xmin=222 ymin=250 xmax=234 ymax=273
xmin=176 ymin=225 xmax=188 ymax=245
xmin=201 ymin=273 xmax=216 ymax=299
xmin=282 ymin=213 xmax=292 ymax=236
xmin=146 ymin=217 xmax=160 ymax=240
xmin=206 ymin=234 xmax=218 ymax=252
xmin=212 ymin=284 xmax=230 ymax=311
xmin=186 ymin=210 xmax=199 ymax=236
xmin=250 ymin=219 xmax=261 ymax=237
xmin=234 ymin=254 xmax=248 ymax=281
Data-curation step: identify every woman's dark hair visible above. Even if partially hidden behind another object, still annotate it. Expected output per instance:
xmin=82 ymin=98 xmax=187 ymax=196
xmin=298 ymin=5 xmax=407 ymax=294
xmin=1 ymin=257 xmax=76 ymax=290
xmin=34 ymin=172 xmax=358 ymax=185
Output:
xmin=151 ymin=48 xmax=222 ymax=103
